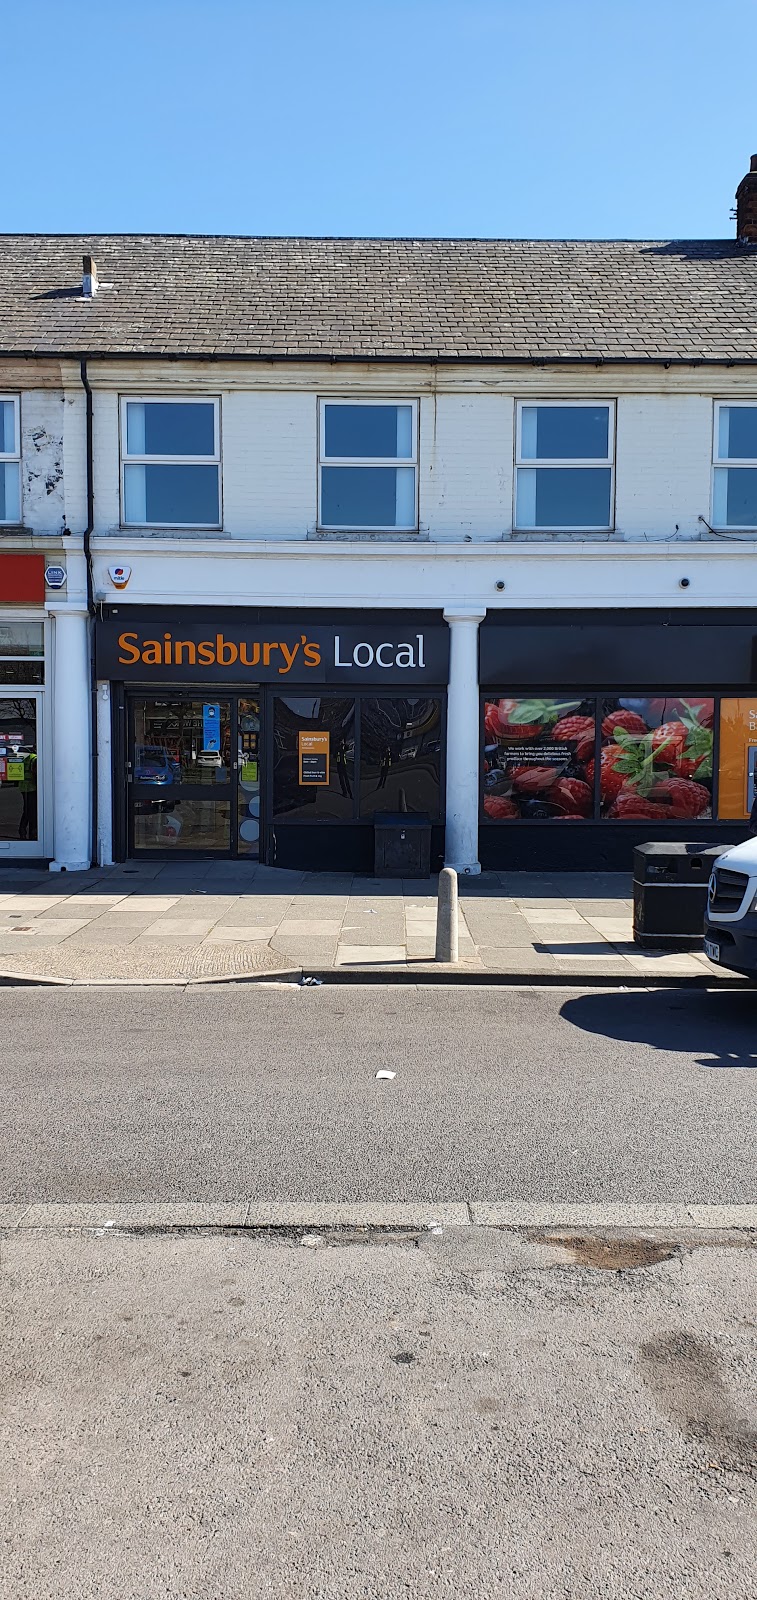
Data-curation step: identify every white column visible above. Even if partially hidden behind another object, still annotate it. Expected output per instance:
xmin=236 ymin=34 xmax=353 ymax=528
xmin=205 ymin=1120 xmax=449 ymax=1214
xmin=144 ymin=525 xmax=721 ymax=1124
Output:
xmin=443 ymin=607 xmax=485 ymax=875
xmin=50 ymin=608 xmax=92 ymax=872
xmin=96 ymin=680 xmax=113 ymax=867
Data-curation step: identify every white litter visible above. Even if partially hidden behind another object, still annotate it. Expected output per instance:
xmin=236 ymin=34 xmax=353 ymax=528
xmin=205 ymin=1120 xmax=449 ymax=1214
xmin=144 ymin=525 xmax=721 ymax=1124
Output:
xmin=375 ymin=1070 xmax=396 ymax=1080
xmin=300 ymin=975 xmax=323 ymax=986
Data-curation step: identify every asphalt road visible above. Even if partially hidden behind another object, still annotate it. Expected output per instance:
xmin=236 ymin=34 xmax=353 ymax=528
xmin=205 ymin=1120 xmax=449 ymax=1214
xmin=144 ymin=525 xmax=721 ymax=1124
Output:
xmin=2 ymin=1228 xmax=755 ymax=1600
xmin=2 ymin=984 xmax=755 ymax=1204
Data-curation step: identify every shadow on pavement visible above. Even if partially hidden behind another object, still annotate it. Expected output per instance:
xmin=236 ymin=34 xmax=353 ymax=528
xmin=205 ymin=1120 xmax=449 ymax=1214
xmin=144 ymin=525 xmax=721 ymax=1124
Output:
xmin=560 ymin=988 xmax=757 ymax=1069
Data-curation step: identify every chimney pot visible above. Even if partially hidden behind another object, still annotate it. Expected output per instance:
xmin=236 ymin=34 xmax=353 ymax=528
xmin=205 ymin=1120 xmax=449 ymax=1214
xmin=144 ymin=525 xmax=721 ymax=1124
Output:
xmin=82 ymin=253 xmax=99 ymax=297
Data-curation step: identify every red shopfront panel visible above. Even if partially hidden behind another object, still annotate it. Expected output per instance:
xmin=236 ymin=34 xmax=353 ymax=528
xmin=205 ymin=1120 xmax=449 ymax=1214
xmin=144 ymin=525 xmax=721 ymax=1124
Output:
xmin=0 ymin=555 xmax=45 ymax=604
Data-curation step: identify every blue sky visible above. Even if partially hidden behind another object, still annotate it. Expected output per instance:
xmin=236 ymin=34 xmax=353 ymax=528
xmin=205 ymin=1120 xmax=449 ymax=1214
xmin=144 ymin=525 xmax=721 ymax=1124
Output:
xmin=4 ymin=0 xmax=755 ymax=238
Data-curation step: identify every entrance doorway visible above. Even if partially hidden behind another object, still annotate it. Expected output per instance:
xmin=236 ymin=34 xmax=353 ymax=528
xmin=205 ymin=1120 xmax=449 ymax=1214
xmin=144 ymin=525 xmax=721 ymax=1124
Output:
xmin=127 ymin=693 xmax=261 ymax=857
xmin=0 ymin=689 xmax=43 ymax=859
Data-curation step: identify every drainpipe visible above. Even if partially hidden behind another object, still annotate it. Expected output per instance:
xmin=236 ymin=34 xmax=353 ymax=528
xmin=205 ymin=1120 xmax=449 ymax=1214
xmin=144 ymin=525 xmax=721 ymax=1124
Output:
xmin=80 ymin=357 xmax=98 ymax=864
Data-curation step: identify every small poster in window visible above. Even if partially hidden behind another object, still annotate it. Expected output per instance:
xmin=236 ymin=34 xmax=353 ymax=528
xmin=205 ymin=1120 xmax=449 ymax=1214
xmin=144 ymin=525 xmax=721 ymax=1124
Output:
xmin=298 ymin=731 xmax=330 ymax=786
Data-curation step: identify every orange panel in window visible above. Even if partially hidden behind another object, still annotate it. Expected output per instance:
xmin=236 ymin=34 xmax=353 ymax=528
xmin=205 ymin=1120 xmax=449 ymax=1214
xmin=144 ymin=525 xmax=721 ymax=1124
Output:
xmin=718 ymin=699 xmax=757 ymax=818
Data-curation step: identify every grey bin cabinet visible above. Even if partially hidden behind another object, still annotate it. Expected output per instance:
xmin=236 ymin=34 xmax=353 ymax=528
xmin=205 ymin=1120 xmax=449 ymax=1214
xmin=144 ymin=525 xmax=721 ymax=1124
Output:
xmin=633 ymin=841 xmax=726 ymax=949
xmin=373 ymin=812 xmax=431 ymax=879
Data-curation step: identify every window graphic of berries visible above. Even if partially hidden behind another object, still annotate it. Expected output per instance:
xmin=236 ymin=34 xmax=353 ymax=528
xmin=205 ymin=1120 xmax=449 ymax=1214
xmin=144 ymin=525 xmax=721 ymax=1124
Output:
xmin=552 ymin=714 xmax=595 ymax=761
xmin=648 ymin=776 xmax=711 ymax=817
xmin=512 ymin=766 xmax=561 ymax=795
xmin=547 ymin=777 xmax=592 ymax=816
xmin=483 ymin=794 xmax=519 ymax=819
xmin=600 ymin=708 xmax=647 ymax=740
xmin=586 ymin=746 xmax=628 ymax=804
xmin=608 ymin=793 xmax=675 ymax=820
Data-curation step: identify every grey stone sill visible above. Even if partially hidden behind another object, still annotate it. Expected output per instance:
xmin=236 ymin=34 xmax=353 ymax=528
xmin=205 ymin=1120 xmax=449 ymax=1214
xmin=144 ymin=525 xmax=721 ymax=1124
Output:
xmin=115 ymin=527 xmax=232 ymax=539
xmin=307 ymin=530 xmax=430 ymax=543
xmin=0 ymin=527 xmax=67 ymax=545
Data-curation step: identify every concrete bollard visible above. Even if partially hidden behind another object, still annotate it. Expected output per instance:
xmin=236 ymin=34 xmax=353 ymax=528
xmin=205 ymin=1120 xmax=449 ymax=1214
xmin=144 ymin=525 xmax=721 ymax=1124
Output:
xmin=435 ymin=867 xmax=459 ymax=964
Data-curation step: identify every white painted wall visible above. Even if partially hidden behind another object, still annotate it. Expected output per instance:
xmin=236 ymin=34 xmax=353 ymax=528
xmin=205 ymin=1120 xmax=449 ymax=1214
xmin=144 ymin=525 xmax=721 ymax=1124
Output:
xmin=62 ymin=389 xmax=88 ymax=534
xmin=614 ymin=394 xmax=714 ymax=541
xmin=80 ymin=369 xmax=757 ymax=551
xmin=222 ymin=390 xmax=316 ymax=537
xmin=20 ymin=391 xmax=65 ymax=533
xmin=420 ymin=394 xmax=512 ymax=540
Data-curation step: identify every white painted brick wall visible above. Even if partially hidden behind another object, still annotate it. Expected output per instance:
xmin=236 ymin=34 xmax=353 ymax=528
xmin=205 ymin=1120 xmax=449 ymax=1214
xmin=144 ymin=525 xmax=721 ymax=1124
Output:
xmin=92 ymin=391 xmax=121 ymax=533
xmin=62 ymin=389 xmax=88 ymax=533
xmin=420 ymin=394 xmax=512 ymax=539
xmin=614 ymin=394 xmax=713 ymax=540
xmin=222 ymin=390 xmax=316 ymax=537
xmin=85 ymin=381 xmax=736 ymax=546
xmin=19 ymin=390 xmax=65 ymax=533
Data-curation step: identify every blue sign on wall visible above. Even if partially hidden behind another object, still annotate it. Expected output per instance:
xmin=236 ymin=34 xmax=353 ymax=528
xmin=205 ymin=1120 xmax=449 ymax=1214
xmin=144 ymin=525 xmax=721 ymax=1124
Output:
xmin=202 ymin=702 xmax=221 ymax=752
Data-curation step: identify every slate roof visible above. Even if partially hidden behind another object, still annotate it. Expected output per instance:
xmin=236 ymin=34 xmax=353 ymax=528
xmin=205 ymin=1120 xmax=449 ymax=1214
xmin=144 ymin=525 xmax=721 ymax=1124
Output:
xmin=0 ymin=234 xmax=756 ymax=363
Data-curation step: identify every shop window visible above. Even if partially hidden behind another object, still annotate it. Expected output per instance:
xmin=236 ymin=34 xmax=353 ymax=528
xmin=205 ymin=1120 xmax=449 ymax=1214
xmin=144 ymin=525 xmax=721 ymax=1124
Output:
xmin=482 ymin=697 xmax=596 ymax=819
xmin=713 ymin=404 xmax=757 ymax=529
xmin=0 ymin=396 xmax=21 ymax=524
xmin=359 ymin=697 xmax=443 ymax=819
xmin=0 ymin=620 xmax=44 ymax=683
xmin=515 ymin=402 xmax=613 ymax=530
xmin=717 ymin=700 xmax=757 ymax=818
xmin=273 ymin=697 xmax=355 ymax=821
xmin=121 ymin=398 xmax=221 ymax=527
xmin=598 ymin=697 xmax=713 ymax=820
xmin=0 ymin=698 xmax=38 ymax=841
xmin=319 ymin=401 xmax=418 ymax=530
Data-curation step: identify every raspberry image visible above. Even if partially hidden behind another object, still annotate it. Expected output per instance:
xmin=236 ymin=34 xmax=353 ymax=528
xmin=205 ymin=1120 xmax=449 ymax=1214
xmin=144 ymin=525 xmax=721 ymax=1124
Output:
xmin=553 ymin=714 xmax=595 ymax=761
xmin=601 ymin=708 xmax=647 ymax=740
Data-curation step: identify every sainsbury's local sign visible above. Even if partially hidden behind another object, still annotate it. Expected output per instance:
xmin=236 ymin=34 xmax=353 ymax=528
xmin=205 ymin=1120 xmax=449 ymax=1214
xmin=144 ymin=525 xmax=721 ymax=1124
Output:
xmin=95 ymin=618 xmax=448 ymax=685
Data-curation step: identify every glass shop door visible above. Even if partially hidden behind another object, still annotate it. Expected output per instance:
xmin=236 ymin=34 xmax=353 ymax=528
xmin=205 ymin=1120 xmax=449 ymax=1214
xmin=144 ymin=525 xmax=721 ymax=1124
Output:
xmin=127 ymin=692 xmax=262 ymax=858
xmin=0 ymin=690 xmax=43 ymax=859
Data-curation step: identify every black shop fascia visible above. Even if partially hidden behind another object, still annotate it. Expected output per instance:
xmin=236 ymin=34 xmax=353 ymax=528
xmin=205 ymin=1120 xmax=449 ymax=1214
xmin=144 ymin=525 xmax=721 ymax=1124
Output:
xmin=97 ymin=608 xmax=449 ymax=869
xmin=479 ymin=607 xmax=757 ymax=873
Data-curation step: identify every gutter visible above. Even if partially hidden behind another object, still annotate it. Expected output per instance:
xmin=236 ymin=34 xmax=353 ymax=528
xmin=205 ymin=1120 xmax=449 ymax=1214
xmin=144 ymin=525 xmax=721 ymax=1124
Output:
xmin=80 ymin=358 xmax=98 ymax=865
xmin=1 ymin=348 xmax=757 ymax=368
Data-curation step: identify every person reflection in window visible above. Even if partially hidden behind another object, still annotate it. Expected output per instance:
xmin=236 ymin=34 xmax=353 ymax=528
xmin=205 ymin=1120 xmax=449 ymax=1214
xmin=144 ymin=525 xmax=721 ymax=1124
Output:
xmin=336 ymin=738 xmax=352 ymax=799
xmin=18 ymin=751 xmax=37 ymax=841
xmin=377 ymin=745 xmax=392 ymax=790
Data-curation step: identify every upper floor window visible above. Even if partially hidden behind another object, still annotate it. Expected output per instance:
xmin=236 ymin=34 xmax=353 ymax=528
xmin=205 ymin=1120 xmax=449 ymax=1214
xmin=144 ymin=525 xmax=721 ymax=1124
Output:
xmin=319 ymin=400 xmax=418 ymax=531
xmin=713 ymin=403 xmax=757 ymax=529
xmin=0 ymin=396 xmax=21 ymax=525
xmin=121 ymin=398 xmax=220 ymax=528
xmin=515 ymin=401 xmax=614 ymax=531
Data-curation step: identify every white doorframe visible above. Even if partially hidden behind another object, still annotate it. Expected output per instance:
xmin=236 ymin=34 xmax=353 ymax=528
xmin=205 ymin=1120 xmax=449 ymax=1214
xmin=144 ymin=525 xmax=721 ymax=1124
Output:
xmin=0 ymin=687 xmax=45 ymax=859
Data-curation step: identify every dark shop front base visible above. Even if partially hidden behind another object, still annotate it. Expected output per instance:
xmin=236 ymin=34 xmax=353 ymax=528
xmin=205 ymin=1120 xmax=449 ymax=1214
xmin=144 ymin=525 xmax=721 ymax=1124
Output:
xmin=479 ymin=822 xmax=750 ymax=874
xmin=272 ymin=822 xmax=749 ymax=876
xmin=272 ymin=824 xmax=446 ymax=875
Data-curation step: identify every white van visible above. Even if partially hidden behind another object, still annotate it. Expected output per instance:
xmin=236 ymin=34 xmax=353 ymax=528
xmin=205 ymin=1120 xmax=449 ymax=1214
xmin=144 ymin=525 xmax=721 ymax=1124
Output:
xmin=704 ymin=836 xmax=757 ymax=978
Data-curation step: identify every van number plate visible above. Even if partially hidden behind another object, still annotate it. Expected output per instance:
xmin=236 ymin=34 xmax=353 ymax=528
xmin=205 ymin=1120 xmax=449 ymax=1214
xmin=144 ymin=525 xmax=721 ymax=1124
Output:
xmin=704 ymin=939 xmax=720 ymax=962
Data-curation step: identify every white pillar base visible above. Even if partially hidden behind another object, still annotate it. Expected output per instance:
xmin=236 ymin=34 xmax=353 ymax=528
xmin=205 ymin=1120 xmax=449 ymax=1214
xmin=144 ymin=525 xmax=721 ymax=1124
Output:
xmin=443 ymin=607 xmax=485 ymax=876
xmin=50 ymin=608 xmax=92 ymax=872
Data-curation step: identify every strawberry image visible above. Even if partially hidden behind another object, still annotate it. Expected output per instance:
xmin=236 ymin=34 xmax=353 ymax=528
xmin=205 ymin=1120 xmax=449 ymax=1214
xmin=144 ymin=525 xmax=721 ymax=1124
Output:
xmin=586 ymin=745 xmax=628 ymax=804
xmin=601 ymin=708 xmax=647 ymax=740
xmin=553 ymin=714 xmax=595 ymax=761
xmin=649 ymin=776 xmax=710 ymax=818
xmin=548 ymin=777 xmax=592 ymax=816
xmin=512 ymin=765 xmax=560 ymax=795
xmin=483 ymin=794 xmax=519 ymax=819
xmin=608 ymin=793 xmax=674 ymax=820
xmin=651 ymin=705 xmax=713 ymax=779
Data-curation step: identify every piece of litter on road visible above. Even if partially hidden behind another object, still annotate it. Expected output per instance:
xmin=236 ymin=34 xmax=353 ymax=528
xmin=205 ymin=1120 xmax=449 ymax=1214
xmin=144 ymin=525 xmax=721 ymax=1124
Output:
xmin=300 ymin=975 xmax=323 ymax=986
xmin=375 ymin=1070 xmax=396 ymax=1080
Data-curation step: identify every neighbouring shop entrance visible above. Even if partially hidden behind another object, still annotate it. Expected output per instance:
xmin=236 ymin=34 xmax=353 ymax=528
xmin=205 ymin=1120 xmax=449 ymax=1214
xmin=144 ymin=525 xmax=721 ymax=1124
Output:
xmin=128 ymin=694 xmax=261 ymax=856
xmin=0 ymin=690 xmax=42 ymax=857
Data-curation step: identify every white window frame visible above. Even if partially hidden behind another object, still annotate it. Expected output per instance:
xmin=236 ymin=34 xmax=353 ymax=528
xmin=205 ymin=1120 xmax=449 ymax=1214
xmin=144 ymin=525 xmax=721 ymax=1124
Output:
xmin=0 ymin=395 xmax=21 ymax=526
xmin=514 ymin=398 xmax=615 ymax=533
xmin=120 ymin=395 xmax=222 ymax=529
xmin=712 ymin=400 xmax=757 ymax=531
xmin=318 ymin=397 xmax=419 ymax=533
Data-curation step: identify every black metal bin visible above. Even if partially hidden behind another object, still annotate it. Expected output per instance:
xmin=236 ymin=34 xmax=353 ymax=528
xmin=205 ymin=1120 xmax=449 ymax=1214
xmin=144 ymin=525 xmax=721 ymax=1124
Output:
xmin=633 ymin=841 xmax=725 ymax=948
xmin=373 ymin=812 xmax=431 ymax=879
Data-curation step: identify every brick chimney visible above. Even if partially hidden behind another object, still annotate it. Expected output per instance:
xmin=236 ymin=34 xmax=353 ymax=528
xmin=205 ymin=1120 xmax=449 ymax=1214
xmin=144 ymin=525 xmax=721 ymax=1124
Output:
xmin=736 ymin=154 xmax=757 ymax=243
